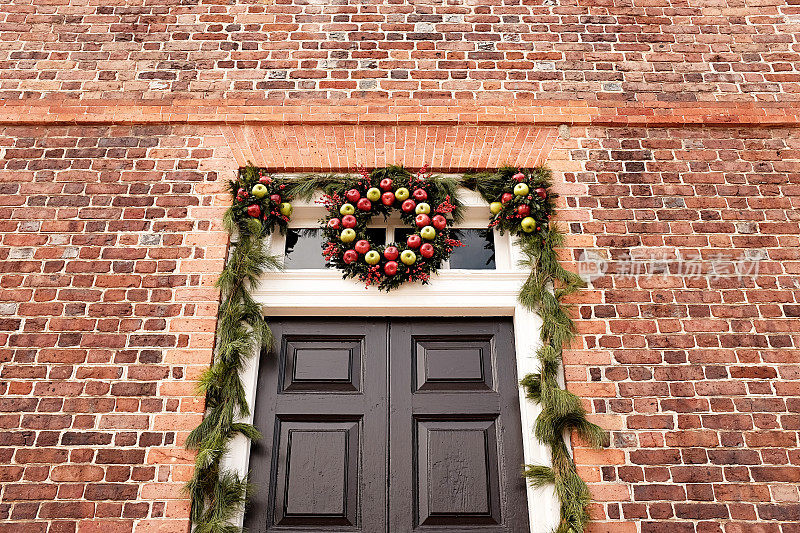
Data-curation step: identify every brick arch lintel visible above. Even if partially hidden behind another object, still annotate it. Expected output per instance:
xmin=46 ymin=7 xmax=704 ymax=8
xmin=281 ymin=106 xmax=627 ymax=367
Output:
xmin=219 ymin=125 xmax=560 ymax=172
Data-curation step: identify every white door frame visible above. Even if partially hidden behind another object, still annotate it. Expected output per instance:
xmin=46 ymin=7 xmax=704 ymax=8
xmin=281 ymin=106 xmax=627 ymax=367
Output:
xmin=221 ymin=187 xmax=560 ymax=532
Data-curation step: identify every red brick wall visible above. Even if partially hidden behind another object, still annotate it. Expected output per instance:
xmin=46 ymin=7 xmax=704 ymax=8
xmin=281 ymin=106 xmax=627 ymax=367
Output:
xmin=1 ymin=121 xmax=797 ymax=533
xmin=0 ymin=124 xmax=231 ymax=533
xmin=556 ymin=126 xmax=800 ymax=532
xmin=1 ymin=0 xmax=798 ymax=102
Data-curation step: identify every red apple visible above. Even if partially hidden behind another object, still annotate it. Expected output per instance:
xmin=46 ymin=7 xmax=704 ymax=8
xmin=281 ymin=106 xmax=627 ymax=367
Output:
xmin=259 ymin=176 xmax=272 ymax=184
xmin=384 ymin=261 xmax=398 ymax=276
xmin=412 ymin=188 xmax=428 ymax=201
xmin=401 ymin=199 xmax=416 ymax=213
xmin=343 ymin=250 xmax=358 ymax=264
xmin=341 ymin=215 xmax=357 ymax=228
xmin=420 ymin=243 xmax=435 ymax=258
xmin=345 ymin=189 xmax=361 ymax=203
xmin=270 ymin=193 xmax=281 ymax=204
xmin=431 ymin=214 xmax=446 ymax=230
xmin=381 ymin=191 xmax=395 ymax=206
xmin=247 ymin=204 xmax=261 ymax=218
xmin=415 ymin=214 xmax=431 ymax=228
xmin=501 ymin=192 xmax=513 ymax=204
xmin=384 ymin=246 xmax=399 ymax=260
xmin=513 ymin=172 xmax=525 ymax=181
xmin=379 ymin=178 xmax=393 ymax=191
xmin=535 ymin=187 xmax=547 ymax=199
xmin=517 ymin=204 xmax=531 ymax=216
xmin=354 ymin=240 xmax=370 ymax=255
xmin=328 ymin=218 xmax=341 ymax=229
xmin=357 ymin=198 xmax=372 ymax=211
xmin=406 ymin=234 xmax=421 ymax=249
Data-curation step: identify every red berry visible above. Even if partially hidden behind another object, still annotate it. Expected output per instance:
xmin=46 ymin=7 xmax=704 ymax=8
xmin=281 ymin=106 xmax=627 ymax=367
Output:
xmin=343 ymin=250 xmax=358 ymax=264
xmin=379 ymin=178 xmax=393 ymax=191
xmin=341 ymin=215 xmax=357 ymax=228
xmin=384 ymin=261 xmax=398 ymax=276
xmin=237 ymin=188 xmax=245 ymax=196
xmin=420 ymin=243 xmax=434 ymax=258
xmin=406 ymin=234 xmax=421 ymax=249
xmin=401 ymin=199 xmax=416 ymax=213
xmin=247 ymin=204 xmax=261 ymax=218
xmin=431 ymin=214 xmax=446 ymax=230
xmin=384 ymin=246 xmax=399 ymax=261
xmin=501 ymin=193 xmax=513 ymax=203
xmin=381 ymin=191 xmax=395 ymax=206
xmin=415 ymin=214 xmax=431 ymax=228
xmin=345 ymin=189 xmax=361 ymax=203
xmin=412 ymin=188 xmax=428 ymax=201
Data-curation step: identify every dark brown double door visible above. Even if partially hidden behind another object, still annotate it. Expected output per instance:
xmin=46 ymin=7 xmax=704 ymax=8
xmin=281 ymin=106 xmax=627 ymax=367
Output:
xmin=245 ymin=318 xmax=530 ymax=533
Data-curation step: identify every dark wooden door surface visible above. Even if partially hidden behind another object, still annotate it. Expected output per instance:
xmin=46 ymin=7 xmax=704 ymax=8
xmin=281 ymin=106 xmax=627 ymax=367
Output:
xmin=245 ymin=318 xmax=529 ymax=533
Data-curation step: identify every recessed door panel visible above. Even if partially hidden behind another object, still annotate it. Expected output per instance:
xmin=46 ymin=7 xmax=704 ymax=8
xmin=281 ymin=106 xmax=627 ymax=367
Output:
xmin=283 ymin=337 xmax=362 ymax=392
xmin=414 ymin=337 xmax=494 ymax=392
xmin=416 ymin=419 xmax=501 ymax=526
xmin=273 ymin=419 xmax=359 ymax=526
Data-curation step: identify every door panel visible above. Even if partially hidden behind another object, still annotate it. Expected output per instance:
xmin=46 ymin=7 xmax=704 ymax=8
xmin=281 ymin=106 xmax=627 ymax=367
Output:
xmin=246 ymin=319 xmax=388 ymax=532
xmin=390 ymin=319 xmax=529 ymax=532
xmin=247 ymin=317 xmax=529 ymax=533
xmin=273 ymin=419 xmax=360 ymax=527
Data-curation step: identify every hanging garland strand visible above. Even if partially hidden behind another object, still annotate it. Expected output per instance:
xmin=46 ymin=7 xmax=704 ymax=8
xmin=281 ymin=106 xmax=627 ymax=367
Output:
xmin=464 ymin=166 xmax=606 ymax=533
xmin=187 ymin=165 xmax=605 ymax=533
xmin=184 ymin=166 xmax=283 ymax=532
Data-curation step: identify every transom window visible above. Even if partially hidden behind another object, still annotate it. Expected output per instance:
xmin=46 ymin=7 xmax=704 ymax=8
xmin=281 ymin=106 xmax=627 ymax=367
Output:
xmin=283 ymin=227 xmax=495 ymax=270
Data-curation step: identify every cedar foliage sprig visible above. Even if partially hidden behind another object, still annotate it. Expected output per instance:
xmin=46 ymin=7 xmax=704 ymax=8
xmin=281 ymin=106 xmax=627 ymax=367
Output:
xmin=185 ymin=208 xmax=282 ymax=532
xmin=465 ymin=166 xmax=607 ymax=533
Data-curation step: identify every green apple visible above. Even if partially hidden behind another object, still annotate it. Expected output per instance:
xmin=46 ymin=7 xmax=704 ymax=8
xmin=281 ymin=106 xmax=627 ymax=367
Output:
xmin=395 ymin=187 xmax=410 ymax=201
xmin=340 ymin=203 xmax=355 ymax=216
xmin=420 ymin=225 xmax=436 ymax=240
xmin=251 ymin=184 xmax=268 ymax=199
xmin=415 ymin=202 xmax=430 ymax=215
xmin=366 ymin=187 xmax=381 ymax=201
xmin=340 ymin=228 xmax=356 ymax=242
xmin=400 ymin=250 xmax=417 ymax=265
xmin=520 ymin=216 xmax=536 ymax=233
xmin=489 ymin=201 xmax=502 ymax=214
xmin=364 ymin=250 xmax=381 ymax=265
xmin=279 ymin=202 xmax=292 ymax=216
xmin=514 ymin=183 xmax=530 ymax=196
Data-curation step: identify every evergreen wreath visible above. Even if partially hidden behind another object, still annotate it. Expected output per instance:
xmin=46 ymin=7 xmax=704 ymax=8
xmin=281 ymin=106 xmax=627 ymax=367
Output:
xmin=187 ymin=164 xmax=606 ymax=533
xmin=319 ymin=166 xmax=463 ymax=291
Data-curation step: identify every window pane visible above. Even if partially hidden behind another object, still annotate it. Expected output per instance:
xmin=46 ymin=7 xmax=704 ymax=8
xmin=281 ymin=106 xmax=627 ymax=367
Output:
xmin=393 ymin=228 xmax=413 ymax=247
xmin=365 ymin=228 xmax=386 ymax=246
xmin=450 ymin=229 xmax=496 ymax=270
xmin=284 ymin=229 xmax=326 ymax=269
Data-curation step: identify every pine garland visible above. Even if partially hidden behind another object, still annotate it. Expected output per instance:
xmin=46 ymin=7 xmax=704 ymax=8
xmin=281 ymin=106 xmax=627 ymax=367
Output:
xmin=184 ymin=210 xmax=281 ymax=533
xmin=465 ymin=166 xmax=606 ymax=533
xmin=187 ymin=165 xmax=605 ymax=533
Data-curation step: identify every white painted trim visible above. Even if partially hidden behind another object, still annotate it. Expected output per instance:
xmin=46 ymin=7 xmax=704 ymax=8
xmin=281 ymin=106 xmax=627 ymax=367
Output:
xmin=221 ymin=189 xmax=560 ymax=532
